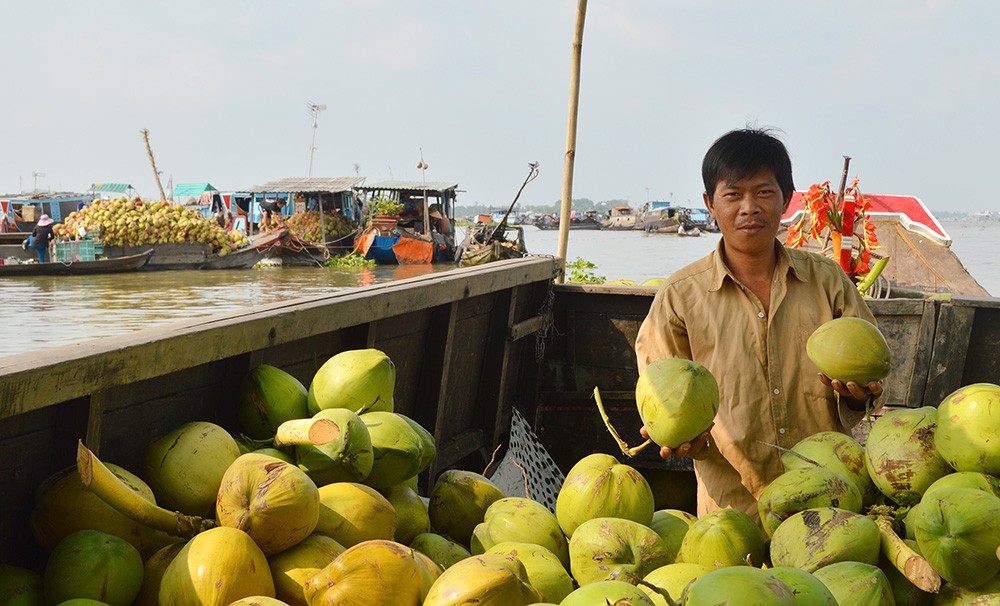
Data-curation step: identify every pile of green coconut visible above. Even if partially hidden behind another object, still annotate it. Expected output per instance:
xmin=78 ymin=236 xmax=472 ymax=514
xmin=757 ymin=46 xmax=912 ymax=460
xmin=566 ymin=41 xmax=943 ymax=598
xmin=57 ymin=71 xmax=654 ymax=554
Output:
xmin=2 ymin=318 xmax=1000 ymax=605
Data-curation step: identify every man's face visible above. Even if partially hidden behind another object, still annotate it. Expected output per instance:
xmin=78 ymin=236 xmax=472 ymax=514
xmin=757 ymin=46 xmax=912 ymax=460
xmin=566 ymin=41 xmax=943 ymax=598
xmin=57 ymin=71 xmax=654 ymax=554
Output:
xmin=703 ymin=170 xmax=789 ymax=258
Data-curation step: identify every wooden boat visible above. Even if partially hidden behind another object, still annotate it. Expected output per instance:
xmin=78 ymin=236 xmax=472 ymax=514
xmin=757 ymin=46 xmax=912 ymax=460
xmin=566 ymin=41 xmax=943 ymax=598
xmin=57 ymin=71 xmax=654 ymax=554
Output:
xmin=534 ymin=214 xmax=602 ymax=230
xmin=102 ymin=242 xmax=266 ymax=271
xmin=2 ymin=256 xmax=999 ymax=567
xmin=600 ymin=206 xmax=637 ymax=230
xmin=456 ymin=223 xmax=528 ymax=266
xmin=0 ymin=250 xmax=153 ymax=277
xmin=354 ymin=216 xmax=456 ymax=264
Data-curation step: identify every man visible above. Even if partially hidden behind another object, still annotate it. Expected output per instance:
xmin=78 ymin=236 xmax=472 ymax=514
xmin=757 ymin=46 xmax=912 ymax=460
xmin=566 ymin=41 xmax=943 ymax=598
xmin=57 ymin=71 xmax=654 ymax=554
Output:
xmin=634 ymin=128 xmax=882 ymax=520
xmin=259 ymin=197 xmax=287 ymax=231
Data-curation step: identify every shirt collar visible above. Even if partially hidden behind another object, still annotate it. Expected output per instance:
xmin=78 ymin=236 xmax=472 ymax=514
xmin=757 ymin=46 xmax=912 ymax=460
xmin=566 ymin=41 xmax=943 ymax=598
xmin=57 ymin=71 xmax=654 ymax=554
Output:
xmin=707 ymin=239 xmax=806 ymax=292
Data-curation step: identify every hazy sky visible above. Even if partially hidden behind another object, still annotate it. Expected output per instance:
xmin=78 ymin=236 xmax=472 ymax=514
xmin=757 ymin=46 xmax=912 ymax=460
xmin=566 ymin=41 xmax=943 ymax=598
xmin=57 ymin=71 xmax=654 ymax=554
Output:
xmin=2 ymin=1 xmax=997 ymax=212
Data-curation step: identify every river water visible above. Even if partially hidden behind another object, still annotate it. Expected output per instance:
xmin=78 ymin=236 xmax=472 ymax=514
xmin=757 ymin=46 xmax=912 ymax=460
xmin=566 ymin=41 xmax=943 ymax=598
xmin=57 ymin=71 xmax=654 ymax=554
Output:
xmin=2 ymin=219 xmax=998 ymax=359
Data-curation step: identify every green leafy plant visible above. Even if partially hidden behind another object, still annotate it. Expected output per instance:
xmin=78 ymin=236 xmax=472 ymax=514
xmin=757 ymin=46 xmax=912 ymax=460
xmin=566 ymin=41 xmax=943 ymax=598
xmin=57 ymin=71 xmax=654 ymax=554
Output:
xmin=369 ymin=195 xmax=403 ymax=217
xmin=325 ymin=252 xmax=376 ymax=269
xmin=565 ymin=257 xmax=605 ymax=284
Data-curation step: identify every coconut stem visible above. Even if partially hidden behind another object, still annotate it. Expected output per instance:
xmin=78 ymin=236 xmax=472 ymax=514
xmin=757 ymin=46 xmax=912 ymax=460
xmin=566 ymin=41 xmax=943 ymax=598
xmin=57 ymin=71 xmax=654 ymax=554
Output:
xmin=874 ymin=516 xmax=941 ymax=593
xmin=76 ymin=440 xmax=212 ymax=539
xmin=637 ymin=580 xmax=680 ymax=606
xmin=593 ymin=386 xmax=651 ymax=457
xmin=754 ymin=440 xmax=822 ymax=467
xmin=273 ymin=418 xmax=341 ymax=447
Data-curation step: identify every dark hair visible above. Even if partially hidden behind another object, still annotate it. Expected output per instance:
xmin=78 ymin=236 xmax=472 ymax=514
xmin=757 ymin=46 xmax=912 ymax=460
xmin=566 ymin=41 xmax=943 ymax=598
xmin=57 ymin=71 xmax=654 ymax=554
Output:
xmin=702 ymin=128 xmax=794 ymax=204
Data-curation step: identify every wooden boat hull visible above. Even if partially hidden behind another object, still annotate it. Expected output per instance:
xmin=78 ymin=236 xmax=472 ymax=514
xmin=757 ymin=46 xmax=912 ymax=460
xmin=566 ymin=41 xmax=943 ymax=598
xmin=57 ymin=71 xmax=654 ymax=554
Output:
xmin=103 ymin=243 xmax=264 ymax=270
xmin=534 ymin=222 xmax=601 ymax=230
xmin=0 ymin=250 xmax=153 ymax=277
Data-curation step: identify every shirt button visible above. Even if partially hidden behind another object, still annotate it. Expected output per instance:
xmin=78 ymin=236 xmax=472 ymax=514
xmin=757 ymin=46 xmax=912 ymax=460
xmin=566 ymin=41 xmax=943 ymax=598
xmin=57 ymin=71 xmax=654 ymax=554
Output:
xmin=773 ymin=388 xmax=780 ymax=395
xmin=779 ymin=428 xmax=786 ymax=435
xmin=757 ymin=312 xmax=765 ymax=318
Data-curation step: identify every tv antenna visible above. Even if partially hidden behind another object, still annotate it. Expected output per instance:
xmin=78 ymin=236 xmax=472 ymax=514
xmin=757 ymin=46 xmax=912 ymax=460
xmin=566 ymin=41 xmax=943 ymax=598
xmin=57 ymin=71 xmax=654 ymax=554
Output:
xmin=307 ymin=102 xmax=327 ymax=177
xmin=32 ymin=171 xmax=45 ymax=192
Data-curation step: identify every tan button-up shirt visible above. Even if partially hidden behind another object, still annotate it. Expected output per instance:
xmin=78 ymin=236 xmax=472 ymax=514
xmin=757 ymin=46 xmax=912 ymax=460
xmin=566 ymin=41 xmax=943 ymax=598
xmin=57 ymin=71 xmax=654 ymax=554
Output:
xmin=635 ymin=241 xmax=876 ymax=519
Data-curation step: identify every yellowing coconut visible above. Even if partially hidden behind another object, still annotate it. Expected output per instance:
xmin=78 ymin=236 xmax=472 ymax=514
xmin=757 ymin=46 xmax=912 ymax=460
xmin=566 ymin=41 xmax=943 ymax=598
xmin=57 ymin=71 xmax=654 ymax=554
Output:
xmin=470 ymin=497 xmax=569 ymax=570
xmin=216 ymin=453 xmax=320 ymax=556
xmin=144 ymin=421 xmax=241 ymax=517
xmin=307 ymin=349 xmax=395 ymax=415
xmin=295 ymin=408 xmax=374 ymax=485
xmin=569 ymin=517 xmax=672 ymax=586
xmin=676 ymin=507 xmax=766 ymax=569
xmin=640 ymin=562 xmax=712 ymax=606
xmin=560 ymin=580 xmax=656 ymax=606
xmin=381 ymin=483 xmax=431 ymax=545
xmin=635 ymin=358 xmax=719 ymax=449
xmin=267 ymin=534 xmax=345 ymax=606
xmin=864 ymin=407 xmax=953 ymax=505
xmin=422 ymin=552 xmax=541 ymax=606
xmin=427 ymin=470 xmax=505 ymax=547
xmin=303 ymin=540 xmax=435 ymax=606
xmin=132 ymin=542 xmax=185 ymax=606
xmin=757 ymin=467 xmax=863 ymax=537
xmin=42 ymin=530 xmax=144 ymax=606
xmin=647 ymin=509 xmax=696 ymax=564
xmin=227 ymin=598 xmax=289 ymax=606
xmin=485 ymin=541 xmax=574 ymax=603
xmin=409 ymin=532 xmax=472 ymax=570
xmin=158 ymin=526 xmax=275 ymax=605
xmin=934 ymin=382 xmax=1000 ymax=475
xmin=555 ymin=453 xmax=654 ymax=538
xmin=313 ymin=482 xmax=398 ymax=548
xmin=769 ymin=507 xmax=880 ymax=572
xmin=806 ymin=317 xmax=892 ymax=384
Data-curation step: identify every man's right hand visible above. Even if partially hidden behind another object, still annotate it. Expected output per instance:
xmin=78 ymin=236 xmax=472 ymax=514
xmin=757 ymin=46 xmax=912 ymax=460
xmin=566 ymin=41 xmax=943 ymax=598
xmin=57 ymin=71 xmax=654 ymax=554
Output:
xmin=640 ymin=424 xmax=714 ymax=460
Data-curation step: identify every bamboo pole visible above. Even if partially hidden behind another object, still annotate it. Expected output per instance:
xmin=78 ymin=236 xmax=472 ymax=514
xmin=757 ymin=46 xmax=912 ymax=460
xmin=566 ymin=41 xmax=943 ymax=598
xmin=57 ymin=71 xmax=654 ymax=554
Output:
xmin=556 ymin=0 xmax=588 ymax=283
xmin=141 ymin=129 xmax=168 ymax=201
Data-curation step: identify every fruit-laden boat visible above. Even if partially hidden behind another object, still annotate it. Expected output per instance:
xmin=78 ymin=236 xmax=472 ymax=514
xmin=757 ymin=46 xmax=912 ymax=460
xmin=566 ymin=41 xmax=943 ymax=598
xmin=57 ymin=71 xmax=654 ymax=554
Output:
xmin=102 ymin=242 xmax=266 ymax=270
xmin=2 ymin=257 xmax=999 ymax=583
xmin=534 ymin=211 xmax=602 ymax=230
xmin=456 ymin=223 xmax=528 ymax=267
xmin=353 ymin=181 xmax=459 ymax=264
xmin=0 ymin=249 xmax=153 ymax=277
xmin=780 ymin=192 xmax=987 ymax=296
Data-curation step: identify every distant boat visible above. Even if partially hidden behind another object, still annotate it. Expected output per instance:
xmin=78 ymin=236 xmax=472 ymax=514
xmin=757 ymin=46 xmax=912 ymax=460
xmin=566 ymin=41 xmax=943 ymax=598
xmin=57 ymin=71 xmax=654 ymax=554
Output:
xmin=0 ymin=249 xmax=153 ymax=277
xmin=534 ymin=210 xmax=602 ymax=230
xmin=601 ymin=206 xmax=636 ymax=230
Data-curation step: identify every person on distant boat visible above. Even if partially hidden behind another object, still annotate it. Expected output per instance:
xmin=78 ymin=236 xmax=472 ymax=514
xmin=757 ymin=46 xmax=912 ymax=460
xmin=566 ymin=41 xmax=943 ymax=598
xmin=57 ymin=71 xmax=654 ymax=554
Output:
xmin=428 ymin=203 xmax=451 ymax=236
xmin=634 ymin=127 xmax=883 ymax=523
xmin=259 ymin=198 xmax=287 ymax=231
xmin=31 ymin=214 xmax=56 ymax=263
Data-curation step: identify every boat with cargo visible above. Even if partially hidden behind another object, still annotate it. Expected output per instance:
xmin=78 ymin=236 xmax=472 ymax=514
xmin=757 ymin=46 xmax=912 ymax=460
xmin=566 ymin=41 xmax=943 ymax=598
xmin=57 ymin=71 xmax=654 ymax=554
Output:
xmin=0 ymin=249 xmax=153 ymax=277
xmin=2 ymin=256 xmax=999 ymax=569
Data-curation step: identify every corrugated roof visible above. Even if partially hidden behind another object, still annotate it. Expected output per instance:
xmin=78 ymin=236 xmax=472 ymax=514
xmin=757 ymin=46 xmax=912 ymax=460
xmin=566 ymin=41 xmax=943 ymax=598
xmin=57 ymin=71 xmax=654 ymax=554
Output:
xmin=89 ymin=183 xmax=134 ymax=193
xmin=358 ymin=180 xmax=458 ymax=192
xmin=172 ymin=183 xmax=217 ymax=197
xmin=248 ymin=177 xmax=365 ymax=194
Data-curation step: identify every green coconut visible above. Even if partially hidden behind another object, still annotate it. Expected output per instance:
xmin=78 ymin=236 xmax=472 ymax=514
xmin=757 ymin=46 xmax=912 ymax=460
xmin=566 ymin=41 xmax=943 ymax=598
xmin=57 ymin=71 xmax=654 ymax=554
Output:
xmin=933 ymin=574 xmax=1000 ymax=605
xmin=144 ymin=420 xmax=241 ymax=516
xmin=681 ymin=566 xmax=797 ymax=605
xmin=267 ymin=534 xmax=345 ymax=606
xmin=812 ymin=561 xmax=895 ymax=606
xmin=569 ymin=517 xmax=672 ymax=586
xmin=253 ymin=447 xmax=295 ymax=463
xmin=767 ymin=567 xmax=839 ymax=605
xmin=470 ymin=497 xmax=569 ymax=569
xmin=0 ymin=563 xmax=43 ymax=606
xmin=648 ymin=509 xmax=696 ymax=564
xmin=879 ymin=552 xmax=934 ymax=606
xmin=359 ymin=411 xmax=427 ymax=489
xmin=42 ymin=530 xmax=143 ymax=606
xmin=399 ymin=413 xmax=437 ymax=472
xmin=237 ymin=364 xmax=309 ymax=440
xmin=158 ymin=526 xmax=275 ymax=605
xmin=635 ymin=358 xmax=720 ymax=449
xmin=769 ymin=507 xmax=881 ymax=572
xmin=409 ymin=533 xmax=472 ymax=570
xmin=640 ymin=562 xmax=712 ymax=606
xmin=422 ymin=553 xmax=541 ymax=606
xmin=216 ymin=453 xmax=320 ymax=556
xmin=780 ymin=430 xmax=879 ymax=506
xmin=307 ymin=349 xmax=395 ymax=415
xmin=758 ymin=467 xmax=863 ymax=536
xmin=54 ymin=600 xmax=110 ymax=605
xmin=806 ymin=317 xmax=892 ymax=384
xmin=864 ymin=406 xmax=953 ymax=506
xmin=296 ymin=408 xmax=374 ymax=485
xmin=380 ymin=483 xmax=432 ymax=545
xmin=314 ymin=482 xmax=398 ymax=548
xmin=934 ymin=382 xmax=1000 ymax=475
xmin=911 ymin=487 xmax=1000 ymax=589
xmin=303 ymin=540 xmax=436 ymax=606
xmin=560 ymin=580 xmax=656 ymax=606
xmin=555 ymin=453 xmax=654 ymax=538
xmin=676 ymin=507 xmax=766 ymax=569
xmin=485 ymin=541 xmax=574 ymax=603
xmin=427 ymin=470 xmax=506 ymax=547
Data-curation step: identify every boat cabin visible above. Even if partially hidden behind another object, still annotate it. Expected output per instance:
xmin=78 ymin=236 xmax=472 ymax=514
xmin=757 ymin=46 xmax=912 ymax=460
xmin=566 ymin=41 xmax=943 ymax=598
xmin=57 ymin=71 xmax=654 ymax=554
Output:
xmin=247 ymin=176 xmax=366 ymax=231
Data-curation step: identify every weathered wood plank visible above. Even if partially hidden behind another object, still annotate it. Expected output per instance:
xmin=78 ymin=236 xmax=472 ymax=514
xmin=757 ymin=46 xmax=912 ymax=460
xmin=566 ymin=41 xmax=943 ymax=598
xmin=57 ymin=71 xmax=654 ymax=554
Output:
xmin=428 ymin=302 xmax=459 ymax=479
xmin=0 ymin=257 xmax=559 ymax=420
xmin=435 ymin=428 xmax=485 ymax=471
xmin=510 ymin=314 xmax=546 ymax=341
xmin=924 ymin=304 xmax=975 ymax=405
